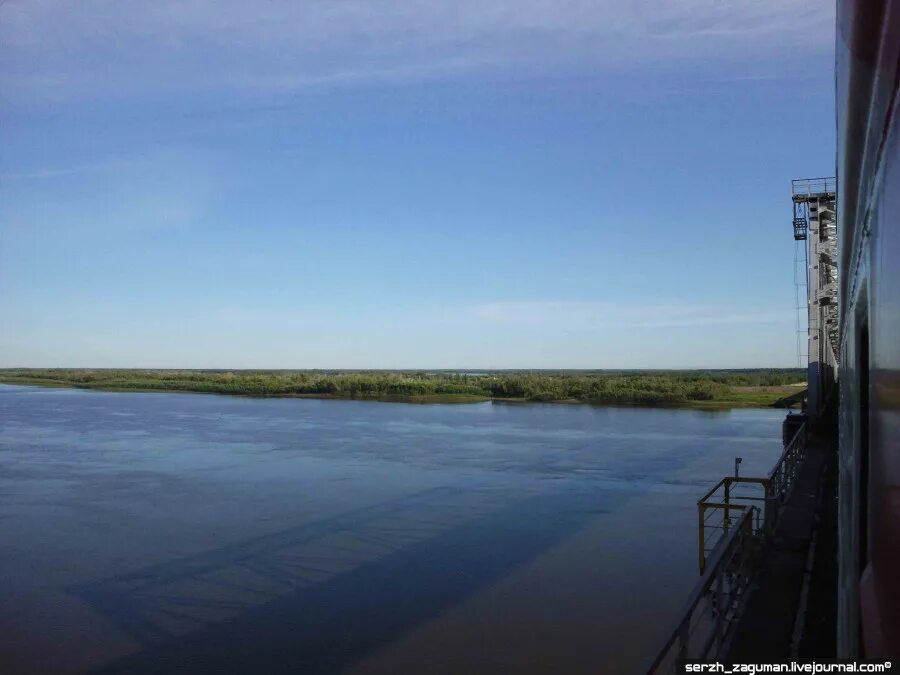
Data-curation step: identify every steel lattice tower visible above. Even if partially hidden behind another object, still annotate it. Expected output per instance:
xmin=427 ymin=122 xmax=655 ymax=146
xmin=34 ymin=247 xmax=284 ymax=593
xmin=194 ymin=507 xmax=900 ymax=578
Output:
xmin=791 ymin=177 xmax=838 ymax=419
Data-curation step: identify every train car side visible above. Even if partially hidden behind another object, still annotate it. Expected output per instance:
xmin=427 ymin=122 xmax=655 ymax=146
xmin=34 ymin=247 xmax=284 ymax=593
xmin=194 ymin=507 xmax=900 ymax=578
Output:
xmin=835 ymin=0 xmax=900 ymax=658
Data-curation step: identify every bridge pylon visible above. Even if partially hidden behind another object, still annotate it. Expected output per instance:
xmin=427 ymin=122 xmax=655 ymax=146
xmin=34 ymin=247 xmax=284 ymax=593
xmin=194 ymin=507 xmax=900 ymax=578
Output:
xmin=791 ymin=177 xmax=838 ymax=421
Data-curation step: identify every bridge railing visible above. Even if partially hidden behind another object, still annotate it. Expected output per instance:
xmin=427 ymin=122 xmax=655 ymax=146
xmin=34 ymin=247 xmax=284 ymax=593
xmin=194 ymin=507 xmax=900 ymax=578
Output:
xmin=697 ymin=478 xmax=766 ymax=574
xmin=765 ymin=422 xmax=807 ymax=517
xmin=697 ymin=422 xmax=807 ymax=573
xmin=791 ymin=177 xmax=836 ymax=196
xmin=644 ymin=422 xmax=809 ymax=673
xmin=642 ymin=507 xmax=758 ymax=675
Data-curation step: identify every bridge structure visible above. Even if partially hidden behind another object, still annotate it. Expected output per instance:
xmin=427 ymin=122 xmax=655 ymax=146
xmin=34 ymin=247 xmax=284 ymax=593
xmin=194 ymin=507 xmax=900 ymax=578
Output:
xmin=642 ymin=422 xmax=809 ymax=673
xmin=792 ymin=178 xmax=838 ymax=422
xmin=643 ymin=179 xmax=841 ymax=672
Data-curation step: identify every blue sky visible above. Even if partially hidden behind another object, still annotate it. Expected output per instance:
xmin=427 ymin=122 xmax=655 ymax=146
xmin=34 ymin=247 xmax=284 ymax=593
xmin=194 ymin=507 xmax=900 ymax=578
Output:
xmin=0 ymin=1 xmax=835 ymax=369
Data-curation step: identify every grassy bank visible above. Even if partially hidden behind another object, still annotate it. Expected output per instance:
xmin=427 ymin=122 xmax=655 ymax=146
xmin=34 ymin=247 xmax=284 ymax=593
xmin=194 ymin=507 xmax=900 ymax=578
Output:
xmin=0 ymin=368 xmax=805 ymax=409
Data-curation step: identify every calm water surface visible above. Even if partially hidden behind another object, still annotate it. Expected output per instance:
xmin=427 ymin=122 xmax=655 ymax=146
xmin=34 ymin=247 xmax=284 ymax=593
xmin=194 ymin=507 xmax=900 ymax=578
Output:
xmin=0 ymin=384 xmax=785 ymax=674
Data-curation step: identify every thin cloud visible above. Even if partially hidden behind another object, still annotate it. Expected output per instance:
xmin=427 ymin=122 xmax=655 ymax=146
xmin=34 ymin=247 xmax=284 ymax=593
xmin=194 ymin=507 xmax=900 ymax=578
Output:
xmin=0 ymin=0 xmax=834 ymax=106
xmin=473 ymin=301 xmax=786 ymax=329
xmin=0 ymin=159 xmax=139 ymax=181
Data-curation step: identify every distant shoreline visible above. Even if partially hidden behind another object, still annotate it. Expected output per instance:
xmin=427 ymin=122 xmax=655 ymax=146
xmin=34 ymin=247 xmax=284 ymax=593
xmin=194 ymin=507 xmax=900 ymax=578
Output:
xmin=0 ymin=369 xmax=806 ymax=411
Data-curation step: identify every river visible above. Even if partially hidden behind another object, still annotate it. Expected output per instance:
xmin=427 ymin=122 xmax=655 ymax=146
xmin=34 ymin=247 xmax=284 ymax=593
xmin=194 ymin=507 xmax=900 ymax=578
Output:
xmin=0 ymin=384 xmax=785 ymax=674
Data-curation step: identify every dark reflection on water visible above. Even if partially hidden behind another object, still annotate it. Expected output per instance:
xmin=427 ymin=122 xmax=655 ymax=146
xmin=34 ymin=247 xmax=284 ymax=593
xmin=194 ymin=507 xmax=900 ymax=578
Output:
xmin=91 ymin=489 xmax=605 ymax=674
xmin=0 ymin=385 xmax=784 ymax=674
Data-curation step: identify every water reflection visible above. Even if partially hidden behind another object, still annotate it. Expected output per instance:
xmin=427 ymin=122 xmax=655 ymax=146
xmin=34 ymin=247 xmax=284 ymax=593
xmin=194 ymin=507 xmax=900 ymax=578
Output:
xmin=89 ymin=488 xmax=606 ymax=674
xmin=0 ymin=385 xmax=785 ymax=674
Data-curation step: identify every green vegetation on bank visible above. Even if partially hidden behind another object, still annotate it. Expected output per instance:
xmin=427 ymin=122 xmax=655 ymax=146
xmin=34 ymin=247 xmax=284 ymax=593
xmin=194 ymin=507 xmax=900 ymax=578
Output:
xmin=0 ymin=368 xmax=806 ymax=409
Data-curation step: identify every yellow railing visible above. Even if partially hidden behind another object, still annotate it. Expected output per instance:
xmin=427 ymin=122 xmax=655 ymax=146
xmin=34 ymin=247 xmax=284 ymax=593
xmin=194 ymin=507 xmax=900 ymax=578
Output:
xmin=642 ymin=508 xmax=758 ymax=674
xmin=697 ymin=477 xmax=766 ymax=574
xmin=697 ymin=423 xmax=807 ymax=573
xmin=644 ymin=422 xmax=808 ymax=674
